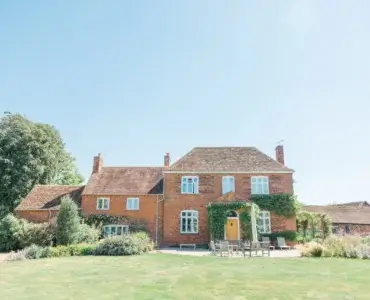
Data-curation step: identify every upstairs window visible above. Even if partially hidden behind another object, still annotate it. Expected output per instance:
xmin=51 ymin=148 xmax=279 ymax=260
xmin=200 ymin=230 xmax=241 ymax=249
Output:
xmin=222 ymin=176 xmax=235 ymax=194
xmin=180 ymin=210 xmax=198 ymax=233
xmin=251 ymin=176 xmax=269 ymax=195
xmin=127 ymin=198 xmax=139 ymax=210
xmin=257 ymin=211 xmax=271 ymax=234
xmin=181 ymin=176 xmax=199 ymax=194
xmin=96 ymin=198 xmax=110 ymax=210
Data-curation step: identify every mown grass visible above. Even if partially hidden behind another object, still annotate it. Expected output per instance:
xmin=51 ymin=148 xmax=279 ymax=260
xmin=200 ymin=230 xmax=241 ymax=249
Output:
xmin=1 ymin=254 xmax=369 ymax=300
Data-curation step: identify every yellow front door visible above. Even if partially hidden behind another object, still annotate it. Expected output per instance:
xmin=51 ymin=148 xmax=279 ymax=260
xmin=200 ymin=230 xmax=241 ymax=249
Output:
xmin=226 ymin=218 xmax=239 ymax=240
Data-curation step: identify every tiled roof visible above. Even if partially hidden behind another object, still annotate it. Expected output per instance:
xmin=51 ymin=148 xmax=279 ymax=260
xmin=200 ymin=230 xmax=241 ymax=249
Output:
xmin=331 ymin=201 xmax=370 ymax=207
xmin=168 ymin=147 xmax=293 ymax=172
xmin=15 ymin=185 xmax=84 ymax=211
xmin=304 ymin=205 xmax=370 ymax=225
xmin=82 ymin=167 xmax=163 ymax=195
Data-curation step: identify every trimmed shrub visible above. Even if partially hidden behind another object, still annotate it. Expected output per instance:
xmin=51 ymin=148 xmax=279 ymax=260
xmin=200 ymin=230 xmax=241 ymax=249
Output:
xmin=24 ymin=244 xmax=52 ymax=259
xmin=0 ymin=214 xmax=24 ymax=251
xmin=50 ymin=245 xmax=71 ymax=257
xmin=76 ymin=223 xmax=100 ymax=244
xmin=95 ymin=234 xmax=153 ymax=256
xmin=56 ymin=197 xmax=80 ymax=245
xmin=67 ymin=243 xmax=97 ymax=256
xmin=132 ymin=232 xmax=154 ymax=252
xmin=301 ymin=242 xmax=324 ymax=257
xmin=0 ymin=214 xmax=56 ymax=251
xmin=20 ymin=222 xmax=55 ymax=248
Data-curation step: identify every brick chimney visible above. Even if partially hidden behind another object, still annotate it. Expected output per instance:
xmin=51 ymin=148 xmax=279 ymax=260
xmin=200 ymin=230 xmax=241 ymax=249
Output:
xmin=275 ymin=145 xmax=285 ymax=165
xmin=92 ymin=153 xmax=103 ymax=173
xmin=164 ymin=152 xmax=170 ymax=168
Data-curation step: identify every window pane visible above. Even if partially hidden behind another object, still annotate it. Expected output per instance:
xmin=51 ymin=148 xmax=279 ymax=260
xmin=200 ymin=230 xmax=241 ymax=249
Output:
xmin=187 ymin=211 xmax=192 ymax=217
xmin=181 ymin=218 xmax=186 ymax=232
xmin=181 ymin=211 xmax=186 ymax=217
xmin=181 ymin=183 xmax=187 ymax=193
xmin=117 ymin=226 xmax=122 ymax=235
xmin=193 ymin=218 xmax=198 ymax=233
xmin=103 ymin=226 xmax=110 ymax=236
xmin=111 ymin=226 xmax=116 ymax=235
xmin=182 ymin=177 xmax=187 ymax=183
xmin=187 ymin=218 xmax=192 ymax=232
xmin=103 ymin=199 xmax=109 ymax=209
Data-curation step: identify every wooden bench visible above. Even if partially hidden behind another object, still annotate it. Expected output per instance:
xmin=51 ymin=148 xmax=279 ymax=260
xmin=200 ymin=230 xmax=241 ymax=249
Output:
xmin=180 ymin=243 xmax=196 ymax=250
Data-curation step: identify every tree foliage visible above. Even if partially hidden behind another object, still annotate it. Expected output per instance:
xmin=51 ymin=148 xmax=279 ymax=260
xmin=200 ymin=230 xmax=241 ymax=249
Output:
xmin=0 ymin=113 xmax=83 ymax=217
xmin=56 ymin=197 xmax=81 ymax=245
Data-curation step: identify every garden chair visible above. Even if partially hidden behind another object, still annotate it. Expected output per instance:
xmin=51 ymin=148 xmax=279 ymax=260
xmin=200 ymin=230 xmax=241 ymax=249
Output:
xmin=260 ymin=241 xmax=271 ymax=257
xmin=209 ymin=240 xmax=220 ymax=256
xmin=276 ymin=237 xmax=291 ymax=250
xmin=241 ymin=240 xmax=252 ymax=257
xmin=227 ymin=240 xmax=242 ymax=255
xmin=219 ymin=240 xmax=232 ymax=257
xmin=262 ymin=236 xmax=275 ymax=250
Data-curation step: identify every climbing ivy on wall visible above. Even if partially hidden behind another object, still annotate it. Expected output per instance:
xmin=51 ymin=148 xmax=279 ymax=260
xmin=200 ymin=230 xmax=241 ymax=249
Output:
xmin=207 ymin=202 xmax=259 ymax=240
xmin=251 ymin=194 xmax=299 ymax=218
xmin=84 ymin=214 xmax=128 ymax=226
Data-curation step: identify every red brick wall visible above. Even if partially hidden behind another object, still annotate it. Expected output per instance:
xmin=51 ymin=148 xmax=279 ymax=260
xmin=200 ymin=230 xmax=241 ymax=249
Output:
xmin=335 ymin=223 xmax=370 ymax=236
xmin=15 ymin=210 xmax=58 ymax=223
xmin=81 ymin=194 xmax=164 ymax=243
xmin=163 ymin=173 xmax=295 ymax=246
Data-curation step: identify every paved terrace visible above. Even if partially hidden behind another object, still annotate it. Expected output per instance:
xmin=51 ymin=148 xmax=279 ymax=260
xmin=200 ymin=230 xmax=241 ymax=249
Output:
xmin=156 ymin=247 xmax=301 ymax=258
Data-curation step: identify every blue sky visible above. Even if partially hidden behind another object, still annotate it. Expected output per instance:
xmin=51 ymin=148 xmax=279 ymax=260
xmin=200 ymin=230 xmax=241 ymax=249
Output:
xmin=1 ymin=0 xmax=369 ymax=205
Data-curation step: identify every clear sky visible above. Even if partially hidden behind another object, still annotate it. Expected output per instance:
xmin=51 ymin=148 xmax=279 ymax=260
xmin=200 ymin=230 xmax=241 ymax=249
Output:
xmin=1 ymin=1 xmax=369 ymax=205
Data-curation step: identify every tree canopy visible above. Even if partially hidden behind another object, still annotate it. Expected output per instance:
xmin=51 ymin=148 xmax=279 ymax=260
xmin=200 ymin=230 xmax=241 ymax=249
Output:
xmin=0 ymin=113 xmax=83 ymax=217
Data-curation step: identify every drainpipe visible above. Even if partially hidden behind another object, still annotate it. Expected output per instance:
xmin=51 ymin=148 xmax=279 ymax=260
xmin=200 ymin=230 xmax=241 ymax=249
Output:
xmin=155 ymin=194 xmax=164 ymax=247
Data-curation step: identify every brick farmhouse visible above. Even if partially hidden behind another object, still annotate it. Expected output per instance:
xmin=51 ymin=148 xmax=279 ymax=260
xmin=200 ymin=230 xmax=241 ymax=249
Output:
xmin=16 ymin=146 xmax=297 ymax=246
xmin=304 ymin=202 xmax=370 ymax=236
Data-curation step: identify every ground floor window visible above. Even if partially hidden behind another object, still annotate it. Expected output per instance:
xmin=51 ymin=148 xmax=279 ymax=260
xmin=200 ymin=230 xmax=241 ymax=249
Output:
xmin=180 ymin=210 xmax=198 ymax=233
xmin=257 ymin=210 xmax=271 ymax=234
xmin=103 ymin=224 xmax=129 ymax=237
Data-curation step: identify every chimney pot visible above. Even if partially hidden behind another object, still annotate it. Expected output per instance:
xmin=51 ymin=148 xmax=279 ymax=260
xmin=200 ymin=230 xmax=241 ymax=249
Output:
xmin=164 ymin=152 xmax=170 ymax=168
xmin=275 ymin=145 xmax=285 ymax=165
xmin=92 ymin=153 xmax=103 ymax=173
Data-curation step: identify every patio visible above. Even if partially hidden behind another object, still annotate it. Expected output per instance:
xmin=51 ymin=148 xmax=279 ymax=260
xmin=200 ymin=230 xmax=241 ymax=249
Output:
xmin=156 ymin=247 xmax=301 ymax=258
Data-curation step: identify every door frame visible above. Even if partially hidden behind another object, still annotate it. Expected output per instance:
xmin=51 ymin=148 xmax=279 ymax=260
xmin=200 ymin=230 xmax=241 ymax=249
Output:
xmin=224 ymin=213 xmax=240 ymax=240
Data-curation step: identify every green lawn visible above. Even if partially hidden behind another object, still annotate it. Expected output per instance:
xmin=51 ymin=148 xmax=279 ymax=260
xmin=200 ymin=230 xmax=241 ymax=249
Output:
xmin=0 ymin=254 xmax=369 ymax=300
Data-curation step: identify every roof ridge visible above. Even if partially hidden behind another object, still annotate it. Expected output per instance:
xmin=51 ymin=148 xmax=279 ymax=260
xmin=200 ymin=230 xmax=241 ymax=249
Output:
xmin=102 ymin=166 xmax=163 ymax=169
xmin=193 ymin=146 xmax=257 ymax=149
xmin=34 ymin=184 xmax=84 ymax=188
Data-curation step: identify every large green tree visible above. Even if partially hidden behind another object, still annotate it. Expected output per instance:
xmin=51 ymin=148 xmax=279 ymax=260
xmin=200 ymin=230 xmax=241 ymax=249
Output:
xmin=0 ymin=113 xmax=83 ymax=217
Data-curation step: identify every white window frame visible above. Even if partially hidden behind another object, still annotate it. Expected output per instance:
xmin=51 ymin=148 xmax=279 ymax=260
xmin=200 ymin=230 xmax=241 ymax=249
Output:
xmin=181 ymin=176 xmax=199 ymax=194
xmin=222 ymin=176 xmax=235 ymax=194
xmin=126 ymin=197 xmax=139 ymax=210
xmin=180 ymin=210 xmax=199 ymax=234
xmin=251 ymin=176 xmax=269 ymax=195
xmin=103 ymin=224 xmax=129 ymax=237
xmin=96 ymin=197 xmax=110 ymax=210
xmin=257 ymin=210 xmax=271 ymax=234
